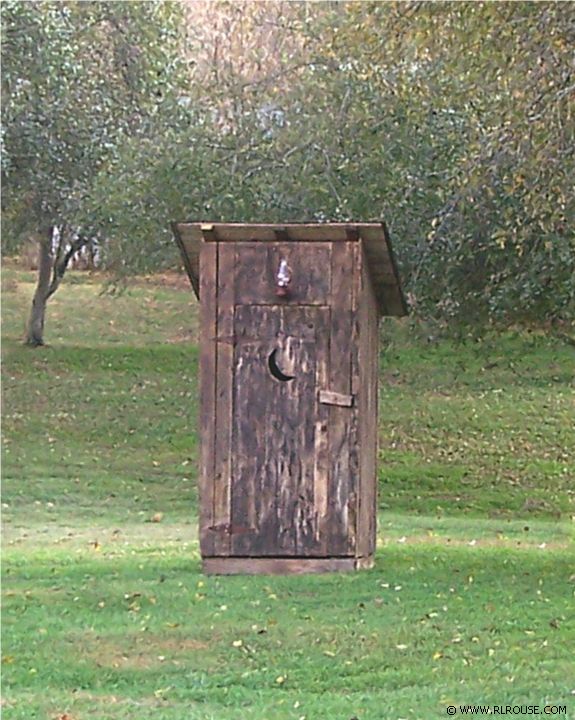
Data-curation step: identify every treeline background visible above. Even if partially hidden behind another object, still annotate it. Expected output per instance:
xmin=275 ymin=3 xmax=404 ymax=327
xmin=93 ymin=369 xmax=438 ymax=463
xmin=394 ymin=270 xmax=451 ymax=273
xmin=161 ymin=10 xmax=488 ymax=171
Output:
xmin=2 ymin=1 xmax=573 ymax=334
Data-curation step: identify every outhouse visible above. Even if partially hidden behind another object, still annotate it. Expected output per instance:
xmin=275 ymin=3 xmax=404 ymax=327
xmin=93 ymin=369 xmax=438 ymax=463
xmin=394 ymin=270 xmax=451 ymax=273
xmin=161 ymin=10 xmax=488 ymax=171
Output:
xmin=172 ymin=223 xmax=406 ymax=574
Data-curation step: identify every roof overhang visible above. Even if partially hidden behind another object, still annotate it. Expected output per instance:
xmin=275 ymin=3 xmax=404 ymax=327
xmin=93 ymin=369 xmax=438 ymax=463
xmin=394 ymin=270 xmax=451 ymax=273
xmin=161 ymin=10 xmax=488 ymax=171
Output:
xmin=172 ymin=222 xmax=407 ymax=317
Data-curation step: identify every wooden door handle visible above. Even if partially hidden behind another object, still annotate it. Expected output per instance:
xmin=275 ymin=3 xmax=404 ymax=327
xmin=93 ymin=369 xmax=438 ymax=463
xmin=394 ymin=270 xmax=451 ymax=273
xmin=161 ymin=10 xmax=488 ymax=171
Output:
xmin=318 ymin=390 xmax=354 ymax=407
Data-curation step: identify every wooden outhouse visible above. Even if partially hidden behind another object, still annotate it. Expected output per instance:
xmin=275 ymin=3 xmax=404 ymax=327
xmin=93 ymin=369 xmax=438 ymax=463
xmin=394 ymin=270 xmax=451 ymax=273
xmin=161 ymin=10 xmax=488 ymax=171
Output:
xmin=172 ymin=223 xmax=406 ymax=574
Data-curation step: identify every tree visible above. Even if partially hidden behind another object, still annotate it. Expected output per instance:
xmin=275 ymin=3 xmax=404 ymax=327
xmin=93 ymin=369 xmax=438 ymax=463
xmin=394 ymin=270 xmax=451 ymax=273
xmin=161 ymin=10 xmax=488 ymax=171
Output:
xmin=1 ymin=0 xmax=186 ymax=344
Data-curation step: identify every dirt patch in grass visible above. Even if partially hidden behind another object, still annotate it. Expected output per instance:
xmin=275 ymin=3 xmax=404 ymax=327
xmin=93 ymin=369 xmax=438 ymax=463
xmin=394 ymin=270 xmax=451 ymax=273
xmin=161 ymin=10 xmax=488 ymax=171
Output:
xmin=2 ymin=277 xmax=20 ymax=293
xmin=50 ymin=691 xmax=171 ymax=713
xmin=167 ymin=329 xmax=197 ymax=344
xmin=81 ymin=633 xmax=212 ymax=671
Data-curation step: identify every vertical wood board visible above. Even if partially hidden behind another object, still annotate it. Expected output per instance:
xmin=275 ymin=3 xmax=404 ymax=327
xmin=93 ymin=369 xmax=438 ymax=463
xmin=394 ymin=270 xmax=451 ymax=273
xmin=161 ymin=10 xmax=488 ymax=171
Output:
xmin=198 ymin=242 xmax=218 ymax=557
xmin=211 ymin=244 xmax=235 ymax=555
xmin=356 ymin=243 xmax=379 ymax=558
xmin=326 ymin=241 xmax=355 ymax=556
xmin=349 ymin=241 xmax=362 ymax=557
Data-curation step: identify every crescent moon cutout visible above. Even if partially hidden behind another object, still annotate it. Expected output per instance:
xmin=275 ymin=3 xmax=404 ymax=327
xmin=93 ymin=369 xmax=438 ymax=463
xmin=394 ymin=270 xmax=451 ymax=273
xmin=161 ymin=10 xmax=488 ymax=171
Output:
xmin=268 ymin=348 xmax=295 ymax=382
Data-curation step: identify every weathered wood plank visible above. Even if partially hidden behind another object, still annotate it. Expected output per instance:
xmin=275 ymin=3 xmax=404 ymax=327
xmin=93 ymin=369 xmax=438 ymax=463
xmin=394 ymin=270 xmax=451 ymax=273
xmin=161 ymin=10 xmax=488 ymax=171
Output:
xmin=283 ymin=316 xmax=317 ymax=557
xmin=212 ymin=243 xmax=235 ymax=555
xmin=198 ymin=241 xmax=217 ymax=557
xmin=234 ymin=242 xmax=331 ymax=306
xmin=327 ymin=241 xmax=355 ymax=556
xmin=200 ymin=224 xmax=218 ymax=241
xmin=318 ymin=389 xmax=354 ymax=407
xmin=360 ymin=224 xmax=408 ymax=315
xmin=231 ymin=306 xmax=287 ymax=555
xmin=366 ymin=258 xmax=380 ymax=557
xmin=201 ymin=224 xmax=356 ymax=243
xmin=274 ymin=228 xmax=290 ymax=242
xmin=349 ymin=241 xmax=362 ymax=557
xmin=203 ymin=556 xmax=364 ymax=575
xmin=356 ymin=242 xmax=379 ymax=559
xmin=355 ymin=243 xmax=369 ymax=559
xmin=328 ymin=242 xmax=354 ymax=390
xmin=312 ymin=307 xmax=330 ymax=557
xmin=292 ymin=307 xmax=330 ymax=556
xmin=171 ymin=222 xmax=200 ymax=298
xmin=312 ymin=417 xmax=329 ymax=552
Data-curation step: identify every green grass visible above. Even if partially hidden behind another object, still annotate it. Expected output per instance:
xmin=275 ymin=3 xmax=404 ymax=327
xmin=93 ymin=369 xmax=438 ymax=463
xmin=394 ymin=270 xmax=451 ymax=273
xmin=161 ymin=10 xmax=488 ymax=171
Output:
xmin=3 ymin=537 xmax=573 ymax=719
xmin=2 ymin=264 xmax=574 ymax=719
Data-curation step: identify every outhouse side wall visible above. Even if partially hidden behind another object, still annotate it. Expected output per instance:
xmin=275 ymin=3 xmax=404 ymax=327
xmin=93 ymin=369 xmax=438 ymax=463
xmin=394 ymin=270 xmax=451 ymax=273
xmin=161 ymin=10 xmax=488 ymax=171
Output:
xmin=354 ymin=241 xmax=380 ymax=559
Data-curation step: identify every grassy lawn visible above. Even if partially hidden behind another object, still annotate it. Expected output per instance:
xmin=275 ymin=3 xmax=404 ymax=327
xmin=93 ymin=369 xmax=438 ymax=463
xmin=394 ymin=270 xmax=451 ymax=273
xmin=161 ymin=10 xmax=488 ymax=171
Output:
xmin=2 ymin=265 xmax=574 ymax=719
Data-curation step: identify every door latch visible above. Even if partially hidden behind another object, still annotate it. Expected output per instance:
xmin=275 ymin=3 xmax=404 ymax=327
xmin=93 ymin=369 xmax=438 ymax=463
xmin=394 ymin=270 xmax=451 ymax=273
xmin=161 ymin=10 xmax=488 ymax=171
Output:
xmin=318 ymin=390 xmax=354 ymax=407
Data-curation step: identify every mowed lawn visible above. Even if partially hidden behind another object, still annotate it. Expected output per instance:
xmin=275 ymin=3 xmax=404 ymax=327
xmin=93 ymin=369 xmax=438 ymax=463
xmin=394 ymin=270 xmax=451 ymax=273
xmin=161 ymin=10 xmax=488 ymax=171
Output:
xmin=2 ymin=265 xmax=574 ymax=720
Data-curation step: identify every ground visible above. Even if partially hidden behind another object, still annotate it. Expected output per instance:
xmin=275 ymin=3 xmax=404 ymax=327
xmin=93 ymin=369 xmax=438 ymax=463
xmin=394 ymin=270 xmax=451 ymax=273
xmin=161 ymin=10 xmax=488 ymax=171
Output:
xmin=2 ymin=264 xmax=574 ymax=719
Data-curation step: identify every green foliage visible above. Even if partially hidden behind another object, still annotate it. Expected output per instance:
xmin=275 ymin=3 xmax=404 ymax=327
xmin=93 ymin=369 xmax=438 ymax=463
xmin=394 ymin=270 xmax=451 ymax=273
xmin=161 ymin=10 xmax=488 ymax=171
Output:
xmin=1 ymin=0 xmax=186 ymax=242
xmin=2 ymin=1 xmax=574 ymax=328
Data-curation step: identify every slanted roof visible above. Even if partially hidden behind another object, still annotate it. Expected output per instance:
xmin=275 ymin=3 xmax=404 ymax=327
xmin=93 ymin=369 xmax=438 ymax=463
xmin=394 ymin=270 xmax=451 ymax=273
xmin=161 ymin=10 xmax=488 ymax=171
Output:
xmin=172 ymin=222 xmax=407 ymax=317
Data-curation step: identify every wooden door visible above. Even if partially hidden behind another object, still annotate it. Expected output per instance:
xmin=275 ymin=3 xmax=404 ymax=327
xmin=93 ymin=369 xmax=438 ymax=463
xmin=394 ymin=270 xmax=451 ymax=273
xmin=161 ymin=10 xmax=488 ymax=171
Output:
xmin=230 ymin=305 xmax=331 ymax=556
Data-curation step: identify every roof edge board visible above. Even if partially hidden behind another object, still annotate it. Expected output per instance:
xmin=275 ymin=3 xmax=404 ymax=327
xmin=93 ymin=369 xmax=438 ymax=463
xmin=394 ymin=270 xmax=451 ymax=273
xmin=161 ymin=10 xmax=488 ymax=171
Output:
xmin=172 ymin=221 xmax=200 ymax=299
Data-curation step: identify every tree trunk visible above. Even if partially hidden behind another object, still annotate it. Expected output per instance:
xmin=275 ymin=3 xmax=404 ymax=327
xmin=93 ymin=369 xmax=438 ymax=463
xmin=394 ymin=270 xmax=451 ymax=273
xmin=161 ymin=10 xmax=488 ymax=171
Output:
xmin=25 ymin=228 xmax=53 ymax=346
